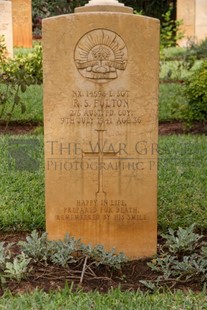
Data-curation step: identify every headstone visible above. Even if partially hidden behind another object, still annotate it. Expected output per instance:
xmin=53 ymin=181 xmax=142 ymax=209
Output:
xmin=43 ymin=0 xmax=160 ymax=258
xmin=177 ymin=0 xmax=207 ymax=46
xmin=0 ymin=0 xmax=13 ymax=57
xmin=12 ymin=0 xmax=32 ymax=48
xmin=195 ymin=0 xmax=207 ymax=43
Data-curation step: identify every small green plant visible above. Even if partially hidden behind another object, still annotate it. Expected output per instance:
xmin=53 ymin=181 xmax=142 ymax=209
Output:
xmin=174 ymin=254 xmax=207 ymax=282
xmin=141 ymin=225 xmax=207 ymax=290
xmin=0 ymin=36 xmax=7 ymax=61
xmin=0 ymin=242 xmax=13 ymax=287
xmin=0 ymin=242 xmax=13 ymax=269
xmin=201 ymin=246 xmax=207 ymax=257
xmin=161 ymin=224 xmax=202 ymax=254
xmin=184 ymin=37 xmax=207 ymax=59
xmin=147 ymin=254 xmax=178 ymax=281
xmin=18 ymin=230 xmax=48 ymax=262
xmin=82 ymin=244 xmax=127 ymax=269
xmin=160 ymin=4 xmax=183 ymax=52
xmin=49 ymin=234 xmax=80 ymax=267
xmin=18 ymin=231 xmax=127 ymax=270
xmin=4 ymin=253 xmax=31 ymax=282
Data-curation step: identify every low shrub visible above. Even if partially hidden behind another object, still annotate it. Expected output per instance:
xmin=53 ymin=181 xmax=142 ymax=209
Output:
xmin=140 ymin=225 xmax=207 ymax=291
xmin=184 ymin=60 xmax=207 ymax=122
xmin=185 ymin=38 xmax=207 ymax=60
xmin=4 ymin=44 xmax=42 ymax=85
xmin=0 ymin=38 xmax=42 ymax=124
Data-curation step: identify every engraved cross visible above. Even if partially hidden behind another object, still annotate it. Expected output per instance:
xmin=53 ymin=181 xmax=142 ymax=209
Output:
xmin=82 ymin=129 xmax=118 ymax=200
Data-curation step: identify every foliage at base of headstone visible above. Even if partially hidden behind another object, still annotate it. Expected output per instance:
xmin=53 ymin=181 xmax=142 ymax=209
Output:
xmin=18 ymin=230 xmax=128 ymax=269
xmin=0 ymin=37 xmax=42 ymax=125
xmin=0 ymin=242 xmax=31 ymax=284
xmin=0 ymin=230 xmax=127 ymax=286
xmin=4 ymin=253 xmax=32 ymax=282
xmin=140 ymin=224 xmax=207 ymax=291
xmin=1 ymin=227 xmax=207 ymax=289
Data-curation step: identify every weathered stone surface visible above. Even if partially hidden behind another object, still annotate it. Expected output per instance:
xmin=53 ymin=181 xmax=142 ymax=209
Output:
xmin=43 ymin=10 xmax=159 ymax=258
xmin=195 ymin=0 xmax=207 ymax=42
xmin=12 ymin=0 xmax=32 ymax=47
xmin=177 ymin=0 xmax=195 ymax=46
xmin=177 ymin=0 xmax=207 ymax=46
xmin=0 ymin=0 xmax=13 ymax=57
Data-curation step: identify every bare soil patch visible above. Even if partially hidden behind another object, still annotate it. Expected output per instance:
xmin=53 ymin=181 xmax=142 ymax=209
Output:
xmin=0 ymin=121 xmax=206 ymax=135
xmin=0 ymin=121 xmax=42 ymax=135
xmin=159 ymin=121 xmax=207 ymax=135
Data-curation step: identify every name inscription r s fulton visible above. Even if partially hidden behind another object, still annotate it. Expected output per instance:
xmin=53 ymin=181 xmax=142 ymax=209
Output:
xmin=43 ymin=1 xmax=160 ymax=258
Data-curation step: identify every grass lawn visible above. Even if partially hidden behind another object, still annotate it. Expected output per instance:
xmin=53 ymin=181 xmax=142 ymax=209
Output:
xmin=0 ymin=287 xmax=206 ymax=310
xmin=0 ymin=85 xmax=43 ymax=123
xmin=158 ymin=135 xmax=207 ymax=230
xmin=15 ymin=85 xmax=43 ymax=122
xmin=159 ymin=59 xmax=202 ymax=81
xmin=0 ymin=134 xmax=206 ymax=232
xmin=159 ymin=83 xmax=187 ymax=121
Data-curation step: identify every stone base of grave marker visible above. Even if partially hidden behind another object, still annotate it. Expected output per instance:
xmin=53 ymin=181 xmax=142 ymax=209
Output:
xmin=43 ymin=2 xmax=159 ymax=258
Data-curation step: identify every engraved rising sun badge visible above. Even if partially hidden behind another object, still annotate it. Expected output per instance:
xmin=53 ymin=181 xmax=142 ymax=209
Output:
xmin=74 ymin=29 xmax=127 ymax=83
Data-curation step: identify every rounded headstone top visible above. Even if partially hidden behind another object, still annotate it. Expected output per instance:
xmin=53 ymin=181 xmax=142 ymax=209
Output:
xmin=75 ymin=0 xmax=133 ymax=13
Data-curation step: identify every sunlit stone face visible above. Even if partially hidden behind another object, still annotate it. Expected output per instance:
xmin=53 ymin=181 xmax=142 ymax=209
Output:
xmin=43 ymin=5 xmax=160 ymax=258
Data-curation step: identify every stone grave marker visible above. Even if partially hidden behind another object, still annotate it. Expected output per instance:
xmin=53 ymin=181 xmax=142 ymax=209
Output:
xmin=12 ymin=0 xmax=32 ymax=47
xmin=195 ymin=0 xmax=207 ymax=43
xmin=177 ymin=0 xmax=207 ymax=46
xmin=0 ymin=0 xmax=13 ymax=57
xmin=43 ymin=0 xmax=160 ymax=258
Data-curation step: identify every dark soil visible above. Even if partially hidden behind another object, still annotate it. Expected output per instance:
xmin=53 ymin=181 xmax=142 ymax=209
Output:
xmin=159 ymin=121 xmax=207 ymax=135
xmin=0 ymin=121 xmax=207 ymax=135
xmin=0 ymin=232 xmax=206 ymax=295
xmin=0 ymin=121 xmax=42 ymax=135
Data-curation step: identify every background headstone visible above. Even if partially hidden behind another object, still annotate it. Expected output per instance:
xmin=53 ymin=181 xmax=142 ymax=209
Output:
xmin=12 ymin=0 xmax=32 ymax=48
xmin=177 ymin=0 xmax=207 ymax=46
xmin=43 ymin=2 xmax=159 ymax=258
xmin=0 ymin=0 xmax=13 ymax=57
xmin=195 ymin=0 xmax=207 ymax=43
